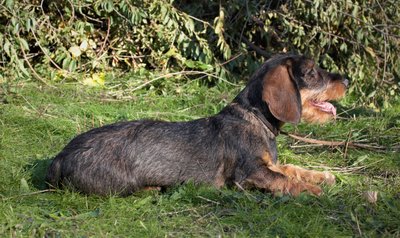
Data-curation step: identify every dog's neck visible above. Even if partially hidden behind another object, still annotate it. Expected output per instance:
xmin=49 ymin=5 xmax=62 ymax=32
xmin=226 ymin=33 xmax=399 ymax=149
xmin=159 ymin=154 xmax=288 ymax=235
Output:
xmin=223 ymin=103 xmax=280 ymax=137
xmin=223 ymin=82 xmax=282 ymax=136
xmin=247 ymin=107 xmax=280 ymax=136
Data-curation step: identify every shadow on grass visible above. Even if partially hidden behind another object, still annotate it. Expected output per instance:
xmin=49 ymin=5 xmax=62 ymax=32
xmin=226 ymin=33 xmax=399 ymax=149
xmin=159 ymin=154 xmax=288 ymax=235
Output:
xmin=27 ymin=158 xmax=54 ymax=190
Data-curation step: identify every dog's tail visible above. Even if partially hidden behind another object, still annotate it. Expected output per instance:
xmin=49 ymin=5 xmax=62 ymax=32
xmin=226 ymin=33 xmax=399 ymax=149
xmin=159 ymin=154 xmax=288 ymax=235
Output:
xmin=45 ymin=156 xmax=62 ymax=188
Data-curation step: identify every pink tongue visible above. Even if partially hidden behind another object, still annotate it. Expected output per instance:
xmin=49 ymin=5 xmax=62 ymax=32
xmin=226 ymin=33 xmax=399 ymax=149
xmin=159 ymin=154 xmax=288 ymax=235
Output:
xmin=312 ymin=101 xmax=337 ymax=117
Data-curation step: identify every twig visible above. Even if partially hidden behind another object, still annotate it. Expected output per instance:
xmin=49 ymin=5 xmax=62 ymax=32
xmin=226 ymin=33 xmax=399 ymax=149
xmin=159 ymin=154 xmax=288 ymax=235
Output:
xmin=344 ymin=130 xmax=352 ymax=159
xmin=2 ymin=189 xmax=57 ymax=201
xmin=97 ymin=17 xmax=111 ymax=58
xmin=219 ymin=52 xmax=243 ymax=66
xmin=17 ymin=32 xmax=55 ymax=88
xmin=240 ymin=36 xmax=271 ymax=58
xmin=355 ymin=213 xmax=363 ymax=236
xmin=66 ymin=0 xmax=76 ymax=24
xmin=30 ymin=28 xmax=63 ymax=71
xmin=234 ymin=182 xmax=258 ymax=200
xmin=160 ymin=205 xmax=208 ymax=216
xmin=197 ymin=195 xmax=220 ymax=205
xmin=376 ymin=0 xmax=389 ymax=88
xmin=306 ymin=158 xmax=384 ymax=174
xmin=281 ymin=131 xmax=388 ymax=151
xmin=186 ymin=14 xmax=212 ymax=28
xmin=307 ymin=165 xmax=367 ymax=174
xmin=196 ymin=212 xmax=213 ymax=222
xmin=128 ymin=70 xmax=239 ymax=93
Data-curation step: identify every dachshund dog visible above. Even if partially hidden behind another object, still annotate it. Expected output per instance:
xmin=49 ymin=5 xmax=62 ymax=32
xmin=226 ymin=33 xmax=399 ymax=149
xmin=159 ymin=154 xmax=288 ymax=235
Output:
xmin=46 ymin=54 xmax=348 ymax=196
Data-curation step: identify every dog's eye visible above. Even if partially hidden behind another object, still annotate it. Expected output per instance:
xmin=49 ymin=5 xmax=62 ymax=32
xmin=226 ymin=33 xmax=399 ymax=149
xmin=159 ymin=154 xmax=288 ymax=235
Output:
xmin=303 ymin=68 xmax=320 ymax=87
xmin=311 ymin=70 xmax=317 ymax=77
xmin=306 ymin=68 xmax=317 ymax=77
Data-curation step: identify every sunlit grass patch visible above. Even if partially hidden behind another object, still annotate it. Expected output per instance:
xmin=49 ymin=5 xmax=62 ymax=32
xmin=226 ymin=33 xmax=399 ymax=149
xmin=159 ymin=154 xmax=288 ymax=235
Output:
xmin=0 ymin=81 xmax=399 ymax=237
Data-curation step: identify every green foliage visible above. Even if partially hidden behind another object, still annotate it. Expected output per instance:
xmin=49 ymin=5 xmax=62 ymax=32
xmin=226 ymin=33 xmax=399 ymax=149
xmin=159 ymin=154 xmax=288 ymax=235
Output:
xmin=0 ymin=0 xmax=399 ymax=106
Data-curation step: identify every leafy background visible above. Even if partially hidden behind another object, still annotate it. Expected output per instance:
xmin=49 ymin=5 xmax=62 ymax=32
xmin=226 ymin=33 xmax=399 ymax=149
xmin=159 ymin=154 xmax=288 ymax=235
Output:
xmin=1 ymin=1 xmax=400 ymax=236
xmin=1 ymin=0 xmax=399 ymax=106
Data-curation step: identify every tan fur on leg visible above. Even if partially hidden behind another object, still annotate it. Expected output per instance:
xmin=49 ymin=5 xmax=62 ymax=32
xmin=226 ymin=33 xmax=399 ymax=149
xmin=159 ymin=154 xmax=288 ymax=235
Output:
xmin=245 ymin=168 xmax=323 ymax=196
xmin=278 ymin=164 xmax=335 ymax=185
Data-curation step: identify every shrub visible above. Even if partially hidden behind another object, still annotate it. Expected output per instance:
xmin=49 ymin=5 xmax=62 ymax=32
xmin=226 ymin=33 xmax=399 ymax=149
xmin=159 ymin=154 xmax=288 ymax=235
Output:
xmin=0 ymin=0 xmax=399 ymax=107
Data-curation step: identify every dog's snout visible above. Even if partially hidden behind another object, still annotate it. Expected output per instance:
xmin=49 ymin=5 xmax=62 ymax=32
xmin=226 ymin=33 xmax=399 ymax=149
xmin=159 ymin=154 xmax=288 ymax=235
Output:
xmin=343 ymin=78 xmax=349 ymax=88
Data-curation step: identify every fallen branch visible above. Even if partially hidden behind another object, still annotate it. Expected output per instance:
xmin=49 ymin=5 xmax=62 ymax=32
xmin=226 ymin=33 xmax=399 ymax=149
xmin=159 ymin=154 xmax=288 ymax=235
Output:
xmin=306 ymin=158 xmax=385 ymax=174
xmin=280 ymin=131 xmax=389 ymax=151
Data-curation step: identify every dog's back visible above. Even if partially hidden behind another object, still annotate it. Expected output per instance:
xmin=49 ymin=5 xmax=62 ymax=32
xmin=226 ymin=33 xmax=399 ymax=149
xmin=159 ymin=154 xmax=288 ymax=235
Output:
xmin=46 ymin=117 xmax=238 ymax=195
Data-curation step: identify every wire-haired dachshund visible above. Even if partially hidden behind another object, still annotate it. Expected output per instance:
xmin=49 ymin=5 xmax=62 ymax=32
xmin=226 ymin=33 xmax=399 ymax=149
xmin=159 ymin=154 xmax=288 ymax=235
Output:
xmin=46 ymin=54 xmax=349 ymax=196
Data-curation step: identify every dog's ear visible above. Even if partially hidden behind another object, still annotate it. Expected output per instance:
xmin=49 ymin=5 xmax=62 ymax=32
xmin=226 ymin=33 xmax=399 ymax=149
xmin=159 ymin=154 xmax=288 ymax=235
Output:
xmin=262 ymin=63 xmax=301 ymax=124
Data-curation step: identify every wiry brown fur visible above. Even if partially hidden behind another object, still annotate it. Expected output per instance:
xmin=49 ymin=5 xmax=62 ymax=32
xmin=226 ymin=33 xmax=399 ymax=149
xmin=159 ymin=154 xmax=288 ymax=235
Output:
xmin=46 ymin=54 xmax=348 ymax=197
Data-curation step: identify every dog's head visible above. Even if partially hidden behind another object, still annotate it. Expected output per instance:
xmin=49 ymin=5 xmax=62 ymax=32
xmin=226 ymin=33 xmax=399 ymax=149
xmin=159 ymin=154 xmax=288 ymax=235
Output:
xmin=261 ymin=54 xmax=348 ymax=124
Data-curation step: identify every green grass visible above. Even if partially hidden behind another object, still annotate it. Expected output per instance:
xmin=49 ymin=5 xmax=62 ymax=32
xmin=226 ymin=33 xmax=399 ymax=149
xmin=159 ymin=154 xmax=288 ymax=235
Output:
xmin=0 ymin=80 xmax=399 ymax=237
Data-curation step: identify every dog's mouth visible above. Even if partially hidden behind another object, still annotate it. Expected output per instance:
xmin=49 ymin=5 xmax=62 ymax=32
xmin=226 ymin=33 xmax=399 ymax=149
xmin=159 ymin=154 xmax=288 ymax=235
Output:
xmin=310 ymin=100 xmax=337 ymax=117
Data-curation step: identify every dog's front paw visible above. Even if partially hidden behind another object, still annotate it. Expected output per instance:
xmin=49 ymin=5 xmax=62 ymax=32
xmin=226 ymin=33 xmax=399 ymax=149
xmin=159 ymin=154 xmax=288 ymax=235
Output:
xmin=323 ymin=171 xmax=336 ymax=185
xmin=283 ymin=180 xmax=322 ymax=197
xmin=304 ymin=183 xmax=323 ymax=196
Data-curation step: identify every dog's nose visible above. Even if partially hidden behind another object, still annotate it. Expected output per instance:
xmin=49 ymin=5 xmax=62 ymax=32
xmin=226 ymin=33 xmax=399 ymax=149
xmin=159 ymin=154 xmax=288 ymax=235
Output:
xmin=343 ymin=78 xmax=349 ymax=88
